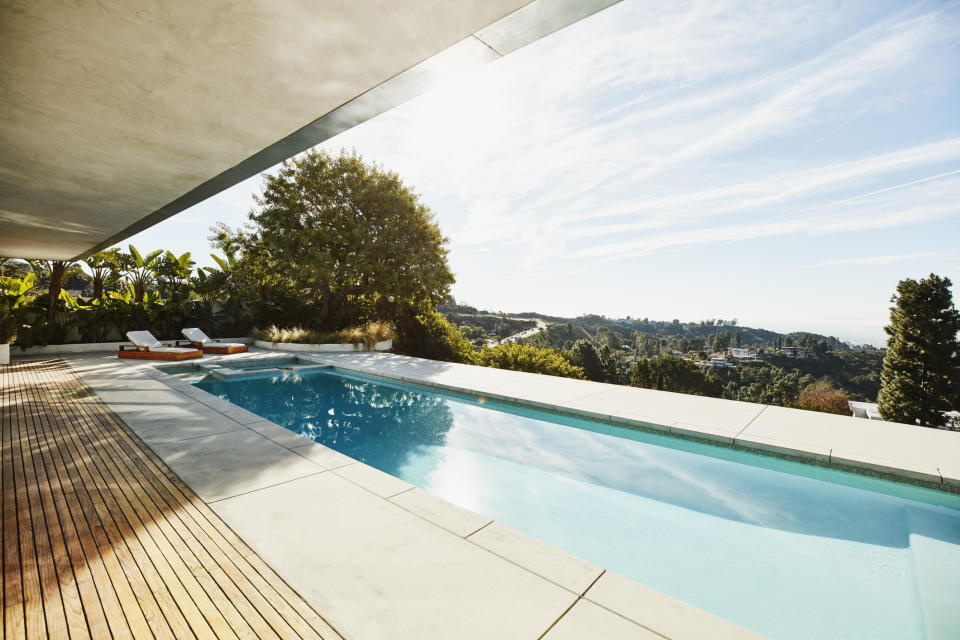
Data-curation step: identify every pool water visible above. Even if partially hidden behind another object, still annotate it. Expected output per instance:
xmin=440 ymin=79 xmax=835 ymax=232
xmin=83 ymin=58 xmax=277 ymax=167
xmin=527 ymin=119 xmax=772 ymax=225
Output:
xmin=193 ymin=368 xmax=960 ymax=640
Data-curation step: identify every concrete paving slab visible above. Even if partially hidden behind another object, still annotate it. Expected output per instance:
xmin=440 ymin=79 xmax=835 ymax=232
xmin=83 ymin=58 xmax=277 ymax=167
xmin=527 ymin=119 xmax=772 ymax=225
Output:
xmin=734 ymin=433 xmax=831 ymax=464
xmin=244 ymin=419 xmax=312 ymax=449
xmin=291 ymin=442 xmax=357 ymax=470
xmin=567 ymin=386 xmax=764 ymax=441
xmin=468 ymin=522 xmax=603 ymax=595
xmin=211 ymin=473 xmax=578 ymax=640
xmin=390 ymin=488 xmax=492 ymax=537
xmin=743 ymin=405 xmax=960 ymax=476
xmin=334 ymin=461 xmax=414 ymax=498
xmin=543 ymin=599 xmax=661 ymax=640
xmin=830 ymin=450 xmax=941 ymax=484
xmin=222 ymin=407 xmax=266 ymax=425
xmin=585 ymin=571 xmax=765 ymax=640
xmin=150 ymin=429 xmax=324 ymax=502
xmin=118 ymin=413 xmax=246 ymax=445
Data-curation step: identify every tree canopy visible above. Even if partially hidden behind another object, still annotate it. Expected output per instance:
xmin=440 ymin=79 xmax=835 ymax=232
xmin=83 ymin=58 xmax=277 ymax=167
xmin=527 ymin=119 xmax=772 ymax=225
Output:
xmin=213 ymin=149 xmax=454 ymax=330
xmin=877 ymin=274 xmax=960 ymax=426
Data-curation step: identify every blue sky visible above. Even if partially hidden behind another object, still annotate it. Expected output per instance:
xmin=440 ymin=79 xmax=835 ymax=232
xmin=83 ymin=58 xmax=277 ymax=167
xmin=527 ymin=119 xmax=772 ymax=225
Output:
xmin=122 ymin=0 xmax=960 ymax=346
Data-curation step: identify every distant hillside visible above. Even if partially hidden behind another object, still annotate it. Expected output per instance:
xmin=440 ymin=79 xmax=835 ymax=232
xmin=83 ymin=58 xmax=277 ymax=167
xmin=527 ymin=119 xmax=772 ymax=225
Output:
xmin=439 ymin=302 xmax=885 ymax=402
xmin=449 ymin=307 xmax=854 ymax=351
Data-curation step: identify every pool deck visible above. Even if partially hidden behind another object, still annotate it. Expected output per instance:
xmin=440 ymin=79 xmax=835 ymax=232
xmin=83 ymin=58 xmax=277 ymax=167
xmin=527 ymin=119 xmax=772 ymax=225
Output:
xmin=1 ymin=359 xmax=339 ymax=639
xmin=15 ymin=348 xmax=779 ymax=640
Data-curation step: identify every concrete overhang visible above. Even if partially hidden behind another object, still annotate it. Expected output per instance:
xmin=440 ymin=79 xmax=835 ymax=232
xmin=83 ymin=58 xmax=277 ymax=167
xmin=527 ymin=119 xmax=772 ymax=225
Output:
xmin=0 ymin=0 xmax=619 ymax=261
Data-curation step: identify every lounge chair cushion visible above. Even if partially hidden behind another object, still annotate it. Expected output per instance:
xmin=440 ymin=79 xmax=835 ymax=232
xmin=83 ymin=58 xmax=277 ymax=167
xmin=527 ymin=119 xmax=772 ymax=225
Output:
xmin=150 ymin=347 xmax=199 ymax=354
xmin=126 ymin=330 xmax=162 ymax=348
xmin=181 ymin=327 xmax=211 ymax=344
xmin=182 ymin=327 xmax=244 ymax=348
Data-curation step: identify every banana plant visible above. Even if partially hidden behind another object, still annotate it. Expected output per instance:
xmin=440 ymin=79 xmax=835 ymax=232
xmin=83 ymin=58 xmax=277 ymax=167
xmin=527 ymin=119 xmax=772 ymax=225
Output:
xmin=156 ymin=250 xmax=195 ymax=301
xmin=117 ymin=245 xmax=163 ymax=302
xmin=83 ymin=248 xmax=121 ymax=300
xmin=0 ymin=272 xmax=36 ymax=344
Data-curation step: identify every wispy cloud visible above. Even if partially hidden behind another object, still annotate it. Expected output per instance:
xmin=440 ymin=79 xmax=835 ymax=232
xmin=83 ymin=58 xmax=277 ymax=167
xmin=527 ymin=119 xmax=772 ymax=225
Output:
xmin=808 ymin=252 xmax=958 ymax=269
xmin=323 ymin=1 xmax=960 ymax=275
xmin=571 ymin=174 xmax=960 ymax=260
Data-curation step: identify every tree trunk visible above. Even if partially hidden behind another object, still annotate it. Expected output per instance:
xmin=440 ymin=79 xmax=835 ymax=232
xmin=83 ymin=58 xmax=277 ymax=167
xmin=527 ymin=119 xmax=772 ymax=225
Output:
xmin=47 ymin=261 xmax=67 ymax=324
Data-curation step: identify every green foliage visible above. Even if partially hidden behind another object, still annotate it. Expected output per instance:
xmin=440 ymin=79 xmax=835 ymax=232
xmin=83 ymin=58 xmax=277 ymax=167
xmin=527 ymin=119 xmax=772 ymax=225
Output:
xmin=878 ymin=274 xmax=960 ymax=426
xmin=477 ymin=343 xmax=584 ymax=379
xmin=634 ymin=332 xmax=659 ymax=358
xmin=567 ymin=339 xmax=604 ymax=381
xmin=117 ymin=245 xmax=163 ymax=302
xmin=765 ymin=350 xmax=883 ymax=401
xmin=630 ymin=356 xmax=722 ymax=396
xmin=155 ymin=250 xmax=195 ymax=301
xmin=213 ymin=149 xmax=454 ymax=330
xmin=565 ymin=339 xmax=622 ymax=383
xmin=521 ymin=322 xmax=593 ymax=351
xmin=83 ymin=249 xmax=121 ymax=300
xmin=447 ymin=314 xmax=535 ymax=339
xmin=0 ymin=272 xmax=36 ymax=343
xmin=392 ymin=307 xmax=477 ymax=364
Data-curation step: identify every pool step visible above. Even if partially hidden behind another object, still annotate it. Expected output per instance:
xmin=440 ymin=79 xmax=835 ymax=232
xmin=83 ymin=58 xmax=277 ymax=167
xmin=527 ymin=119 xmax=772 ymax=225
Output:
xmin=211 ymin=367 xmax=285 ymax=380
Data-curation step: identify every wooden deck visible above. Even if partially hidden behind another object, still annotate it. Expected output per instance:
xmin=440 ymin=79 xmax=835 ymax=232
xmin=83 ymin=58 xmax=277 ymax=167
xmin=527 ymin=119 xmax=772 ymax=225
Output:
xmin=1 ymin=359 xmax=341 ymax=640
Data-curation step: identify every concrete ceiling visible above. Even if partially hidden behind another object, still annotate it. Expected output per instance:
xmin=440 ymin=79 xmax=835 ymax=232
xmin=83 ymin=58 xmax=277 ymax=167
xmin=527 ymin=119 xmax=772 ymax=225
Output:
xmin=0 ymin=0 xmax=618 ymax=260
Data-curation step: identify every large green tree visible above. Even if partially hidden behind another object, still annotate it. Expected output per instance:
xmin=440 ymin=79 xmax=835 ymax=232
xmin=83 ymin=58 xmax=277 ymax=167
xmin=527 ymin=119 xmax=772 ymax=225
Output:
xmin=215 ymin=149 xmax=454 ymax=329
xmin=877 ymin=274 xmax=960 ymax=426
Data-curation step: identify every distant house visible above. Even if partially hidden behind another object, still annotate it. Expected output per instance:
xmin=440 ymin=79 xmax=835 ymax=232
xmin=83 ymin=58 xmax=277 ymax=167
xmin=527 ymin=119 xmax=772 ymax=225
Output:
xmin=707 ymin=355 xmax=735 ymax=368
xmin=780 ymin=346 xmax=808 ymax=359
xmin=728 ymin=347 xmax=757 ymax=361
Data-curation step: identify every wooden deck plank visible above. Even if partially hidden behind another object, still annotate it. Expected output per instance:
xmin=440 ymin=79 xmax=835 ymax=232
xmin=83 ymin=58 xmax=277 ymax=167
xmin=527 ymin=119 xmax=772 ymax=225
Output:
xmin=8 ymin=365 xmax=44 ymax=639
xmin=53 ymin=365 xmax=341 ymax=640
xmin=71 ymin=402 xmax=287 ymax=640
xmin=26 ymin=365 xmax=185 ymax=640
xmin=12 ymin=364 xmax=116 ymax=640
xmin=14 ymin=365 xmax=72 ymax=640
xmin=42 ymin=373 xmax=252 ymax=640
xmin=16 ymin=363 xmax=151 ymax=640
xmin=2 ymin=365 xmax=26 ymax=640
xmin=2 ymin=360 xmax=340 ymax=640
xmin=15 ymin=364 xmax=92 ymax=640
xmin=77 ymin=385 xmax=327 ymax=640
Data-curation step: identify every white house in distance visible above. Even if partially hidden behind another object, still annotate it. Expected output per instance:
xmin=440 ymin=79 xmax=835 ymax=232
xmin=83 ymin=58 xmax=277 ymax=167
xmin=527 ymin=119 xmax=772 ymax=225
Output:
xmin=729 ymin=347 xmax=758 ymax=361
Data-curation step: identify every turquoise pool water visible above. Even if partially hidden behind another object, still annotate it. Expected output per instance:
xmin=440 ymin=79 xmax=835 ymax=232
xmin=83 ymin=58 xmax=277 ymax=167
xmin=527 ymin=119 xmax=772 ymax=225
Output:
xmin=193 ymin=368 xmax=960 ymax=640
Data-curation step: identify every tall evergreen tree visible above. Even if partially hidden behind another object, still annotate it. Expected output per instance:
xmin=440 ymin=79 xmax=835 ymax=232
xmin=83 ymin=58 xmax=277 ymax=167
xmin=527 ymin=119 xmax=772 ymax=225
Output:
xmin=877 ymin=274 xmax=960 ymax=426
xmin=567 ymin=339 xmax=605 ymax=382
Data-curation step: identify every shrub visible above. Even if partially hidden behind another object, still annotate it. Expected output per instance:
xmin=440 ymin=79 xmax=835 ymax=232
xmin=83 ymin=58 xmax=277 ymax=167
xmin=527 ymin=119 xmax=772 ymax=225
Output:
xmin=252 ymin=322 xmax=395 ymax=348
xmin=796 ymin=380 xmax=849 ymax=415
xmin=392 ymin=309 xmax=477 ymax=364
xmin=477 ymin=343 xmax=584 ymax=379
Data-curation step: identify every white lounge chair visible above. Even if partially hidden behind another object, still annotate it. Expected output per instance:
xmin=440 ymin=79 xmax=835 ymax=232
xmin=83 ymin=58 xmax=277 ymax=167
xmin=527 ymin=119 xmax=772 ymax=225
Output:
xmin=119 ymin=330 xmax=202 ymax=360
xmin=181 ymin=328 xmax=248 ymax=354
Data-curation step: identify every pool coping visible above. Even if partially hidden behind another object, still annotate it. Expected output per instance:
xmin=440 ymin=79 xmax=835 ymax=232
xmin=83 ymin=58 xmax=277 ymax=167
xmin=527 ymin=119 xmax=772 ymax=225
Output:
xmin=56 ymin=350 xmax=768 ymax=640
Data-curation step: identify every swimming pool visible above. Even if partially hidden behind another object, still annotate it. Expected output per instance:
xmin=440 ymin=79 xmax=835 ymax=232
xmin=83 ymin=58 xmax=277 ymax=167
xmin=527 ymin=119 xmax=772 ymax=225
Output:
xmin=191 ymin=367 xmax=960 ymax=640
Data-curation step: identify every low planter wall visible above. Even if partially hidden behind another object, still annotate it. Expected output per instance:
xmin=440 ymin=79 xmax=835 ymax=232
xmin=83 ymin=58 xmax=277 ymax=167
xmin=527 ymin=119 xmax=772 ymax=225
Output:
xmin=253 ymin=339 xmax=392 ymax=353
xmin=13 ymin=337 xmax=253 ymax=357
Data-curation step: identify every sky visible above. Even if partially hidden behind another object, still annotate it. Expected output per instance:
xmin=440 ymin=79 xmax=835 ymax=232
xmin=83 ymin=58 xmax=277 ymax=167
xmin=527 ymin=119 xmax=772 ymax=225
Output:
xmin=121 ymin=0 xmax=960 ymax=346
